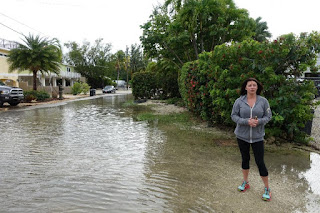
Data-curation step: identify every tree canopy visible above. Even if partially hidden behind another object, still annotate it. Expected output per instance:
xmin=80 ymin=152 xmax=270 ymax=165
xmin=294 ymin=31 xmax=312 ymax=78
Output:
xmin=64 ymin=39 xmax=114 ymax=88
xmin=140 ymin=0 xmax=264 ymax=66
xmin=8 ymin=34 xmax=62 ymax=90
xmin=253 ymin=17 xmax=272 ymax=42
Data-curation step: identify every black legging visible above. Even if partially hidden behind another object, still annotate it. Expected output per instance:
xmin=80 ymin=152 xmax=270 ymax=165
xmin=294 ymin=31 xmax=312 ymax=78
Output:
xmin=237 ymin=138 xmax=268 ymax=177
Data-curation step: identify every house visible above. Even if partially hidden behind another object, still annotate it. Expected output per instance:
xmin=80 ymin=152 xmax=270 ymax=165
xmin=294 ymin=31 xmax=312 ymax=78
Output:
xmin=0 ymin=39 xmax=19 ymax=87
xmin=0 ymin=38 xmax=84 ymax=94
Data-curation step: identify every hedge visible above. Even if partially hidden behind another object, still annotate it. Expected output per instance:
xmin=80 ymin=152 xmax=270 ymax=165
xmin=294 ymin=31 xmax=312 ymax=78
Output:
xmin=132 ymin=71 xmax=157 ymax=99
xmin=24 ymin=90 xmax=50 ymax=102
xmin=179 ymin=33 xmax=320 ymax=143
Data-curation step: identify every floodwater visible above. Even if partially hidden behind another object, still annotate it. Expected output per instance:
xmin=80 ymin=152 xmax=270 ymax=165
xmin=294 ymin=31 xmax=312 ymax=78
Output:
xmin=0 ymin=94 xmax=319 ymax=213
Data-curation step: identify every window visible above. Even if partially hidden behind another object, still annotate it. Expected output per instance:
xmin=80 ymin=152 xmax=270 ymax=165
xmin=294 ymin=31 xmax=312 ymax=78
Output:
xmin=67 ymin=67 xmax=71 ymax=72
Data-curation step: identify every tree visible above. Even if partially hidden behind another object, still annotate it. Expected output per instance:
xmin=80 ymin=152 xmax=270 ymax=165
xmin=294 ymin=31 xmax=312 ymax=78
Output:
xmin=164 ymin=0 xmax=185 ymax=12
xmin=113 ymin=50 xmax=125 ymax=84
xmin=253 ymin=17 xmax=272 ymax=42
xmin=140 ymin=0 xmax=256 ymax=65
xmin=111 ymin=44 xmax=148 ymax=89
xmin=64 ymin=39 xmax=113 ymax=88
xmin=140 ymin=0 xmax=258 ymax=98
xmin=8 ymin=34 xmax=62 ymax=90
xmin=124 ymin=47 xmax=130 ymax=90
xmin=129 ymin=44 xmax=148 ymax=74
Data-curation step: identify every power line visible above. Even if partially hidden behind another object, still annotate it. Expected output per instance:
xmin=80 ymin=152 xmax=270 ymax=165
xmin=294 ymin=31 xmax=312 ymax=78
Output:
xmin=0 ymin=11 xmax=45 ymax=36
xmin=0 ymin=22 xmax=24 ymax=36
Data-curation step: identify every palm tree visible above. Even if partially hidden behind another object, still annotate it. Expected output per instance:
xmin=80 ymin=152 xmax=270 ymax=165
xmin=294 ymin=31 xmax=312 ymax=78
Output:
xmin=114 ymin=50 xmax=125 ymax=87
xmin=164 ymin=0 xmax=185 ymax=12
xmin=124 ymin=47 xmax=130 ymax=90
xmin=253 ymin=17 xmax=272 ymax=42
xmin=8 ymin=34 xmax=62 ymax=90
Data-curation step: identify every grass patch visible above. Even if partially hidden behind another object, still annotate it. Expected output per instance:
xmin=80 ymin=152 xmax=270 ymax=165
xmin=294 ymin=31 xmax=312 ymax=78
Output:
xmin=135 ymin=111 xmax=192 ymax=125
xmin=122 ymin=99 xmax=317 ymax=153
xmin=122 ymin=100 xmax=318 ymax=154
xmin=135 ymin=110 xmax=233 ymax=141
xmin=122 ymin=100 xmax=136 ymax=108
xmin=164 ymin=97 xmax=185 ymax=107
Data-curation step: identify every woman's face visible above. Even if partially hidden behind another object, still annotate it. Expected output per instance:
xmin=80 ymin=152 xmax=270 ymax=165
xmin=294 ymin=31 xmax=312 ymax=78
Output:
xmin=246 ymin=80 xmax=258 ymax=95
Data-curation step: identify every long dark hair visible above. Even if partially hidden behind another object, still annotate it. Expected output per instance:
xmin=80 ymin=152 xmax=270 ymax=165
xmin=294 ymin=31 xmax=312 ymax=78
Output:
xmin=240 ymin=78 xmax=263 ymax=95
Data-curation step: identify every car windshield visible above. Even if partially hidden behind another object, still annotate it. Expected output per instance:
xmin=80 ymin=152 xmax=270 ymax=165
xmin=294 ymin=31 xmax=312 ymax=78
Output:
xmin=104 ymin=86 xmax=113 ymax=89
xmin=0 ymin=81 xmax=6 ymax=86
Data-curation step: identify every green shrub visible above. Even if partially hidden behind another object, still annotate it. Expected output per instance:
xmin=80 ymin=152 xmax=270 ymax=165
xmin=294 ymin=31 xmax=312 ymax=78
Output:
xmin=71 ymin=82 xmax=91 ymax=95
xmin=179 ymin=32 xmax=320 ymax=143
xmin=36 ymin=90 xmax=50 ymax=101
xmin=71 ymin=82 xmax=83 ymax=95
xmin=23 ymin=90 xmax=50 ymax=102
xmin=24 ymin=93 xmax=36 ymax=102
xmin=132 ymin=71 xmax=157 ymax=99
xmin=81 ymin=83 xmax=90 ymax=95
xmin=146 ymin=60 xmax=181 ymax=99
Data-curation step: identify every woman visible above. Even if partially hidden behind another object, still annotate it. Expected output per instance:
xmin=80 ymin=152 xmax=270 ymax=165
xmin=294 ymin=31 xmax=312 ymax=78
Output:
xmin=231 ymin=78 xmax=272 ymax=201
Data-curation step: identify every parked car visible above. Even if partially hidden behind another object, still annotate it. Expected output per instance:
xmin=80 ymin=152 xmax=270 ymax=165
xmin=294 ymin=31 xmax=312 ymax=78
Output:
xmin=0 ymin=81 xmax=24 ymax=107
xmin=102 ymin=85 xmax=116 ymax=93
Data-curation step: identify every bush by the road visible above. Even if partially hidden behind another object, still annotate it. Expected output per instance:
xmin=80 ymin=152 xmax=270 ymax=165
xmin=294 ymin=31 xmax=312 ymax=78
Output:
xmin=71 ymin=82 xmax=90 ymax=95
xmin=179 ymin=33 xmax=320 ymax=143
xmin=24 ymin=90 xmax=50 ymax=102
xmin=132 ymin=71 xmax=157 ymax=99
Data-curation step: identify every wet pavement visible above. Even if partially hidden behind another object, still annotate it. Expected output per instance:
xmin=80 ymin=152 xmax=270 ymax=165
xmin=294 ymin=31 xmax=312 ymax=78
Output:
xmin=0 ymin=93 xmax=319 ymax=212
xmin=311 ymin=99 xmax=320 ymax=150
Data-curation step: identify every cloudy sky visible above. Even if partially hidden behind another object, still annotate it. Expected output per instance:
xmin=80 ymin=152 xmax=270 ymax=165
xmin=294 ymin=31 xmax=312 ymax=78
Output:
xmin=1 ymin=0 xmax=320 ymax=53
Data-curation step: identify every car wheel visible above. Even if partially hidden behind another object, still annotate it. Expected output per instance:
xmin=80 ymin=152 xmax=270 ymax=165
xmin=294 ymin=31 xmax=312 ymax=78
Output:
xmin=0 ymin=100 xmax=3 ymax=107
xmin=9 ymin=101 xmax=20 ymax=106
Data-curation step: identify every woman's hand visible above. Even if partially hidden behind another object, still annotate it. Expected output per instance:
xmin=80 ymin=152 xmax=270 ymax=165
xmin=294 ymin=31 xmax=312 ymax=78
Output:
xmin=248 ymin=118 xmax=259 ymax=127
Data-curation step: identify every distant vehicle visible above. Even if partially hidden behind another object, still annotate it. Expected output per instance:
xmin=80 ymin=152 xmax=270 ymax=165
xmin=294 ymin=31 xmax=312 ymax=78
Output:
xmin=0 ymin=80 xmax=24 ymax=107
xmin=102 ymin=85 xmax=116 ymax=93
xmin=113 ymin=80 xmax=126 ymax=88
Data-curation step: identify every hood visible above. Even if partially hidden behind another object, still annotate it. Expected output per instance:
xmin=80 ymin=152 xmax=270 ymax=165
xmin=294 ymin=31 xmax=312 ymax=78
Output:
xmin=0 ymin=85 xmax=12 ymax=90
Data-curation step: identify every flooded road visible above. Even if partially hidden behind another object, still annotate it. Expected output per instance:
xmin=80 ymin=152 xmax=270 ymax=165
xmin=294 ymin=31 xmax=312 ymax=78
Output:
xmin=0 ymin=94 xmax=319 ymax=212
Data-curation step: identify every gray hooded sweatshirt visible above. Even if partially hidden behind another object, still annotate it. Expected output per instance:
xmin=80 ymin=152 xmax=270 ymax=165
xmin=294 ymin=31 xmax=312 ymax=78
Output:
xmin=231 ymin=95 xmax=272 ymax=143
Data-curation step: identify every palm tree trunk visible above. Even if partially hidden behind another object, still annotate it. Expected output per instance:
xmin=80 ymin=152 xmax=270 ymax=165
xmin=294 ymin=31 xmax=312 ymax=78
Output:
xmin=33 ymin=70 xmax=37 ymax=91
xmin=126 ymin=68 xmax=129 ymax=90
xmin=117 ymin=67 xmax=120 ymax=89
xmin=191 ymin=33 xmax=199 ymax=59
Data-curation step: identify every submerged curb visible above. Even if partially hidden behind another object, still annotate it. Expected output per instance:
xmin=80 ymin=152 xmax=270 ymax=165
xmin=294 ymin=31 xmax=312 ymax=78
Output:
xmin=0 ymin=89 xmax=132 ymax=112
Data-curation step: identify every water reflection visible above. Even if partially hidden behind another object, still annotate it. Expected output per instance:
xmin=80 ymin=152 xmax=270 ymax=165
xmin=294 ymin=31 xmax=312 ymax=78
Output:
xmin=302 ymin=153 xmax=320 ymax=195
xmin=299 ymin=153 xmax=320 ymax=212
xmin=0 ymin=95 xmax=319 ymax=212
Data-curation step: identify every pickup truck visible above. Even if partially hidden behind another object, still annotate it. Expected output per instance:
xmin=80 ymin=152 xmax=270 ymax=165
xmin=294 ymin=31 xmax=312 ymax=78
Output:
xmin=0 ymin=81 xmax=24 ymax=107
